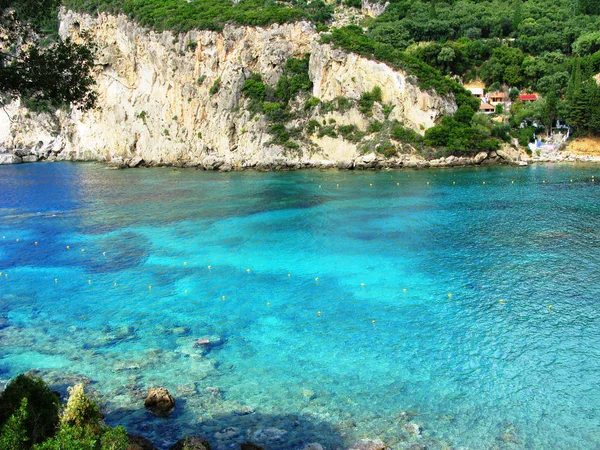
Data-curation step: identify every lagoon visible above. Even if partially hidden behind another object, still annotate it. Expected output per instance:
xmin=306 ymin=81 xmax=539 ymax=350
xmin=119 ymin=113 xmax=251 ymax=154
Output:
xmin=1 ymin=162 xmax=599 ymax=449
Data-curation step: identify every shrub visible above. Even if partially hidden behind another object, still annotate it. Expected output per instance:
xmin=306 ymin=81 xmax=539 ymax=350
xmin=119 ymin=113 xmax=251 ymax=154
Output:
xmin=304 ymin=96 xmax=321 ymax=110
xmin=0 ymin=374 xmax=60 ymax=446
xmin=368 ymin=120 xmax=383 ymax=133
xmin=359 ymin=86 xmax=383 ymax=115
xmin=242 ymin=73 xmax=266 ymax=102
xmin=307 ymin=119 xmax=321 ymax=134
xmin=0 ymin=398 xmax=28 ymax=450
xmin=209 ymin=77 xmax=221 ymax=95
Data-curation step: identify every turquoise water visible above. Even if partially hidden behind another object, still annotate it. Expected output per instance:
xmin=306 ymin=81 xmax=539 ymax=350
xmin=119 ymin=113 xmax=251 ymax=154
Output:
xmin=1 ymin=162 xmax=600 ymax=449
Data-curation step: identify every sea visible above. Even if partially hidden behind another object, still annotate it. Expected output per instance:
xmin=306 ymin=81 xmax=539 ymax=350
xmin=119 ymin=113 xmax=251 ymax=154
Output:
xmin=0 ymin=162 xmax=599 ymax=450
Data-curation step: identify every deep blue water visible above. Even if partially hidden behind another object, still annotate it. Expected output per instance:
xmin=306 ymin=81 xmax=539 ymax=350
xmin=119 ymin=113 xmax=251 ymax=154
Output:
xmin=1 ymin=162 xmax=600 ymax=450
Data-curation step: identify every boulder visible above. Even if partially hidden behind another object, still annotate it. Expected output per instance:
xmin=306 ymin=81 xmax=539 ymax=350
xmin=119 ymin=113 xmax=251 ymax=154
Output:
xmin=169 ymin=437 xmax=211 ymax=450
xmin=240 ymin=442 xmax=264 ymax=450
xmin=0 ymin=154 xmax=22 ymax=164
xmin=127 ymin=433 xmax=158 ymax=450
xmin=128 ymin=156 xmax=144 ymax=168
xmin=22 ymin=155 xmax=39 ymax=163
xmin=474 ymin=151 xmax=488 ymax=164
xmin=144 ymin=387 xmax=175 ymax=416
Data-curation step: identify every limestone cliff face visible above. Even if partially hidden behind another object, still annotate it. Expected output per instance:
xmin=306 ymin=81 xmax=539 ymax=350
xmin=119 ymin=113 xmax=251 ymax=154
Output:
xmin=1 ymin=9 xmax=456 ymax=168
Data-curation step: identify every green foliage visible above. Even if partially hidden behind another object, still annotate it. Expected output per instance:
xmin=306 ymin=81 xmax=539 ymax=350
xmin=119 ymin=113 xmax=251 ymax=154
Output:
xmin=242 ymin=73 xmax=266 ymax=103
xmin=391 ymin=122 xmax=423 ymax=145
xmin=0 ymin=374 xmax=60 ymax=446
xmin=304 ymin=96 xmax=321 ymax=110
xmin=0 ymin=398 xmax=29 ymax=450
xmin=359 ymin=86 xmax=383 ymax=115
xmin=424 ymin=116 xmax=499 ymax=155
xmin=197 ymin=75 xmax=207 ymax=85
xmin=454 ymin=104 xmax=475 ymax=124
xmin=307 ymin=119 xmax=321 ymax=134
xmin=209 ymin=77 xmax=221 ymax=95
xmin=368 ymin=120 xmax=383 ymax=133
xmin=62 ymin=0 xmax=330 ymax=33
xmin=275 ymin=55 xmax=312 ymax=103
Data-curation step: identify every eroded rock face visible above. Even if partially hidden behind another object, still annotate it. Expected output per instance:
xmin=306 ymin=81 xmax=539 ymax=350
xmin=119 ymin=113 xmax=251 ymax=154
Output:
xmin=144 ymin=387 xmax=175 ymax=416
xmin=2 ymin=9 xmax=456 ymax=168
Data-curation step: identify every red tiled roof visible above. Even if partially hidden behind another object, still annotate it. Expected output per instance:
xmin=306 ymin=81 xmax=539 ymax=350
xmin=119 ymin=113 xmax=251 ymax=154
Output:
xmin=518 ymin=94 xmax=537 ymax=101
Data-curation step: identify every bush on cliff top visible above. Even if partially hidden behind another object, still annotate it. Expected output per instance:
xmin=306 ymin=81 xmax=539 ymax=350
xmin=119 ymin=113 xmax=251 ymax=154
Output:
xmin=62 ymin=0 xmax=332 ymax=33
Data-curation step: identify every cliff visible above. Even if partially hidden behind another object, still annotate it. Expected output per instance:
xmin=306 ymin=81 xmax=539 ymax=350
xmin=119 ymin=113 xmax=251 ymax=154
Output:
xmin=1 ymin=9 xmax=457 ymax=169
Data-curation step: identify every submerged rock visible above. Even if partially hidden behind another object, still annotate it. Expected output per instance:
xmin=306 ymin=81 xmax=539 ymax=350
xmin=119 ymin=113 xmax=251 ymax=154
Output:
xmin=169 ymin=436 xmax=211 ymax=450
xmin=240 ymin=443 xmax=264 ymax=450
xmin=347 ymin=438 xmax=387 ymax=450
xmin=127 ymin=433 xmax=158 ymax=450
xmin=403 ymin=422 xmax=423 ymax=436
xmin=144 ymin=387 xmax=175 ymax=416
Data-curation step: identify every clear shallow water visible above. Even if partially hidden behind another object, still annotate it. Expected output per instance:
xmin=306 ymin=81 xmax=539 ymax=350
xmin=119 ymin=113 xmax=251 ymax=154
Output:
xmin=1 ymin=162 xmax=600 ymax=450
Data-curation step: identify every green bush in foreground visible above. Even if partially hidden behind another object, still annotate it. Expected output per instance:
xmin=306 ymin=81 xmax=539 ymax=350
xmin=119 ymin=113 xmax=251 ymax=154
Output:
xmin=0 ymin=375 xmax=129 ymax=450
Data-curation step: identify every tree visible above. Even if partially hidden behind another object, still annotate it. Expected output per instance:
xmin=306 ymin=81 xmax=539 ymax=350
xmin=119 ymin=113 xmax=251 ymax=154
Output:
xmin=0 ymin=4 xmax=97 ymax=111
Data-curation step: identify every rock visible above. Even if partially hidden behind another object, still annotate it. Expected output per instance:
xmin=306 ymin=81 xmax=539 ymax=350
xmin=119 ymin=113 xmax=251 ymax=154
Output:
xmin=403 ymin=422 xmax=422 ymax=436
xmin=169 ymin=437 xmax=211 ymax=450
xmin=144 ymin=387 xmax=175 ymax=416
xmin=129 ymin=156 xmax=144 ymax=168
xmin=301 ymin=389 xmax=316 ymax=400
xmin=299 ymin=444 xmax=324 ymax=450
xmin=232 ymin=405 xmax=255 ymax=415
xmin=251 ymin=427 xmax=287 ymax=442
xmin=127 ymin=433 xmax=158 ymax=450
xmin=240 ymin=443 xmax=264 ymax=450
xmin=347 ymin=439 xmax=387 ymax=450
xmin=337 ymin=159 xmax=354 ymax=169
xmin=0 ymin=154 xmax=22 ymax=164
xmin=474 ymin=151 xmax=488 ymax=164
xmin=22 ymin=155 xmax=38 ymax=163
xmin=214 ymin=427 xmax=240 ymax=440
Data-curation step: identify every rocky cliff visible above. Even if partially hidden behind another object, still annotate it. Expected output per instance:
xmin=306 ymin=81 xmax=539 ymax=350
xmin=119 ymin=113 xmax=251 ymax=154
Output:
xmin=1 ymin=9 xmax=457 ymax=169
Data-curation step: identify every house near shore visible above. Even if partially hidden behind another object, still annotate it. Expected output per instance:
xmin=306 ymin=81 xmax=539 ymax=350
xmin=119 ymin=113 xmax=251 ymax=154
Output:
xmin=479 ymin=103 xmax=495 ymax=114
xmin=465 ymin=87 xmax=484 ymax=99
xmin=488 ymin=91 xmax=507 ymax=105
xmin=518 ymin=94 xmax=538 ymax=102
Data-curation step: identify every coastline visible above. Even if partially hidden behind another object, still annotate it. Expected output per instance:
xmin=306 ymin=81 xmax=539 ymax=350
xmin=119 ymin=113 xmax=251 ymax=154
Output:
xmin=2 ymin=142 xmax=600 ymax=170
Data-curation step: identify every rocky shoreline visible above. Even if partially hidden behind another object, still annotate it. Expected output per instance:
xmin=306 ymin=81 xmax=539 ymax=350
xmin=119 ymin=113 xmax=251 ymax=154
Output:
xmin=1 ymin=142 xmax=599 ymax=170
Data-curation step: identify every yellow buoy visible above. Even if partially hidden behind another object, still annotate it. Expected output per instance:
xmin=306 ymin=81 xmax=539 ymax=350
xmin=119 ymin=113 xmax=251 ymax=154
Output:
xmin=360 ymin=283 xmax=365 ymax=287
xmin=317 ymin=311 xmax=321 ymax=317
xmin=448 ymin=293 xmax=452 ymax=298
xmin=397 ymin=182 xmax=400 ymax=186
xmin=511 ymin=180 xmax=514 ymax=184
xmin=427 ymin=181 xmax=430 ymax=185
xmin=103 ymin=252 xmax=106 ymax=256
xmin=207 ymin=265 xmax=212 ymax=269
xmin=184 ymin=289 xmax=188 ymax=294
xmin=16 ymin=239 xmax=19 ymax=242
xmin=55 ymin=278 xmax=58 ymax=283
xmin=287 ymin=273 xmax=291 ymax=277
xmin=222 ymin=295 xmax=226 ymax=300
xmin=34 ymin=242 xmax=38 ymax=245
xmin=548 ymin=305 xmax=552 ymax=309
xmin=114 ymin=282 xmax=117 ymax=287
xmin=149 ymin=285 xmax=152 ymax=290
xmin=267 ymin=302 xmax=271 ymax=307
xmin=543 ymin=180 xmax=546 ymax=184
xmin=319 ymin=185 xmax=321 ymax=188
xmin=483 ymin=181 xmax=486 ymax=185
xmin=81 ymin=248 xmax=85 ymax=252
xmin=370 ymin=183 xmax=373 ymax=187
xmin=371 ymin=319 xmax=376 ymax=325
xmin=499 ymin=299 xmax=504 ymax=303
xmin=403 ymin=288 xmax=407 ymax=293
xmin=247 ymin=268 xmax=251 ymax=273
xmin=452 ymin=181 xmax=456 ymax=185
xmin=88 ymin=280 xmax=91 ymax=284
xmin=315 ymin=277 xmax=319 ymax=281
xmin=184 ymin=261 xmax=187 ymax=265
xmin=570 ymin=179 xmax=573 ymax=183
xmin=66 ymin=245 xmax=70 ymax=249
